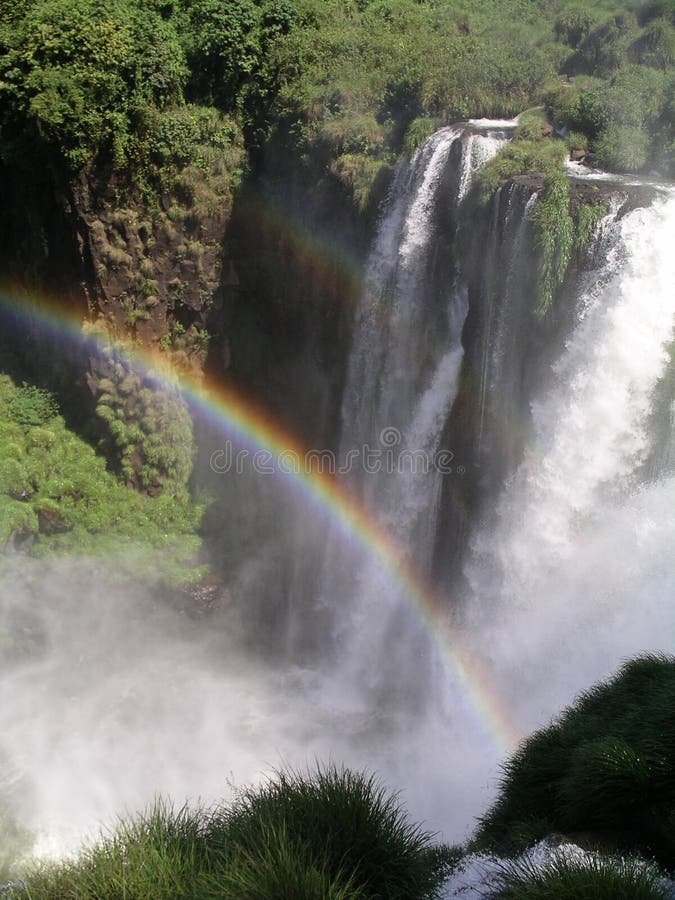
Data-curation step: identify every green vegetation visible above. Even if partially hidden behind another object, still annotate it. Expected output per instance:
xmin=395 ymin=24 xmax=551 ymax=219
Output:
xmin=574 ymin=201 xmax=608 ymax=249
xmin=0 ymin=374 xmax=203 ymax=582
xmin=9 ymin=766 xmax=452 ymax=899
xmin=490 ymin=852 xmax=671 ymax=899
xmin=0 ymin=0 xmax=187 ymax=170
xmin=469 ymin=147 xmax=608 ymax=315
xmin=1 ymin=0 xmax=672 ymax=211
xmin=473 ymin=654 xmax=675 ymax=867
xmin=210 ymin=766 xmax=452 ymax=899
xmin=477 ymin=138 xmax=569 ymax=199
xmin=7 ymin=662 xmax=675 ymax=895
xmin=531 ymin=171 xmax=575 ymax=315
xmin=92 ymin=351 xmax=195 ymax=493
xmin=545 ymin=60 xmax=673 ymax=172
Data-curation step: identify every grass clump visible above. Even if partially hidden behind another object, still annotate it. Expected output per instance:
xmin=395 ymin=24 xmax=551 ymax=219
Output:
xmin=15 ymin=801 xmax=220 ymax=900
xmin=489 ymin=851 xmax=671 ymax=899
xmin=515 ymin=107 xmax=550 ymax=141
xmin=211 ymin=765 xmax=451 ymax=899
xmin=404 ymin=117 xmax=442 ymax=157
xmin=475 ymin=138 xmax=568 ymax=199
xmin=473 ymin=654 xmax=675 ymax=867
xmin=574 ymin=203 xmax=609 ymax=250
xmin=214 ymin=823 xmax=364 ymax=899
xmin=10 ymin=766 xmax=451 ymax=899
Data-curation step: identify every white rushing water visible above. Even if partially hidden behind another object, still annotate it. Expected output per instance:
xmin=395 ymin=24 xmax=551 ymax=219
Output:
xmin=464 ymin=189 xmax=675 ymax=734
xmin=319 ymin=124 xmax=512 ymax=703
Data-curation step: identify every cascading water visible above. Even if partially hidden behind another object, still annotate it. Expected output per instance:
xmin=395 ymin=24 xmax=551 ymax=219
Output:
xmin=316 ymin=123 xmax=513 ymax=708
xmin=462 ymin=187 xmax=675 ymax=733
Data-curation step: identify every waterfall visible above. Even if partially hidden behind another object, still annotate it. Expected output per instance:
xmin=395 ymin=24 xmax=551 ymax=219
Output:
xmin=2 ymin=126 xmax=672 ymax=871
xmin=317 ymin=123 xmax=512 ymax=706
xmin=463 ymin=189 xmax=675 ymax=731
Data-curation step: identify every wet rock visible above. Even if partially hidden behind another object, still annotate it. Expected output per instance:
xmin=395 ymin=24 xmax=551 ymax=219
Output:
xmin=168 ymin=574 xmax=231 ymax=619
xmin=36 ymin=506 xmax=72 ymax=535
xmin=4 ymin=528 xmax=35 ymax=554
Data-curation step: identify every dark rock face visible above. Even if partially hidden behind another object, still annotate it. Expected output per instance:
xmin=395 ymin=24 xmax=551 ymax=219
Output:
xmin=432 ymin=177 xmax=663 ymax=596
xmin=36 ymin=507 xmax=71 ymax=536
xmin=69 ymin=171 xmax=231 ymax=379
xmin=206 ymin=158 xmax=378 ymax=450
xmin=0 ymin=157 xmax=84 ymax=306
xmin=0 ymin=144 xmax=369 ymax=454
xmin=168 ymin=574 xmax=231 ymax=619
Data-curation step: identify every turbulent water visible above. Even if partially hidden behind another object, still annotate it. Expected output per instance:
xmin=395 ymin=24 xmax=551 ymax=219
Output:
xmin=461 ymin=190 xmax=675 ymax=733
xmin=441 ymin=840 xmax=675 ymax=898
xmin=0 ymin=126 xmax=673 ymax=882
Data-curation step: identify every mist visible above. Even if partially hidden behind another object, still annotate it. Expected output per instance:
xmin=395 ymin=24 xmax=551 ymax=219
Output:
xmin=0 ymin=136 xmax=673 ymax=883
xmin=0 ymin=553 xmax=496 ymax=865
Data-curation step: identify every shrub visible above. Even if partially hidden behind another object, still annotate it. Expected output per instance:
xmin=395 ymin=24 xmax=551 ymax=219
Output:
xmin=0 ymin=373 xmax=202 ymax=579
xmin=568 ymin=130 xmax=589 ymax=152
xmin=4 ymin=385 xmax=58 ymax=429
xmin=149 ymin=105 xmax=238 ymax=167
xmin=93 ymin=350 xmax=195 ymax=494
xmin=568 ymin=90 xmax=611 ymax=139
xmin=489 ymin=851 xmax=671 ymax=899
xmin=473 ymin=655 xmax=675 ymax=867
xmin=592 ymin=123 xmax=651 ymax=171
xmin=0 ymin=0 xmax=187 ymax=170
xmin=554 ymin=10 xmax=596 ymax=49
xmin=212 ymin=765 xmax=450 ymax=899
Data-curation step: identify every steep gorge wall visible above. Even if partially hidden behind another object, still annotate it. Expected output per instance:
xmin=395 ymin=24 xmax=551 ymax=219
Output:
xmin=206 ymin=154 xmax=376 ymax=450
xmin=432 ymin=176 xmax=662 ymax=594
xmin=0 ymin=137 xmax=380 ymax=501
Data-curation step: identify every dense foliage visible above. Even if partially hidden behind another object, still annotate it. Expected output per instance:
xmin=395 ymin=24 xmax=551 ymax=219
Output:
xmin=8 ymin=766 xmax=453 ymax=899
xmin=91 ymin=348 xmax=195 ymax=493
xmin=1 ymin=0 xmax=673 ymax=198
xmin=0 ymin=374 xmax=203 ymax=581
xmin=473 ymin=654 xmax=675 ymax=867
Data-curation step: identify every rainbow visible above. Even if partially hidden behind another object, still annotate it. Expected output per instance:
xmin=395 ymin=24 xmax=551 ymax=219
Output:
xmin=0 ymin=289 xmax=522 ymax=754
